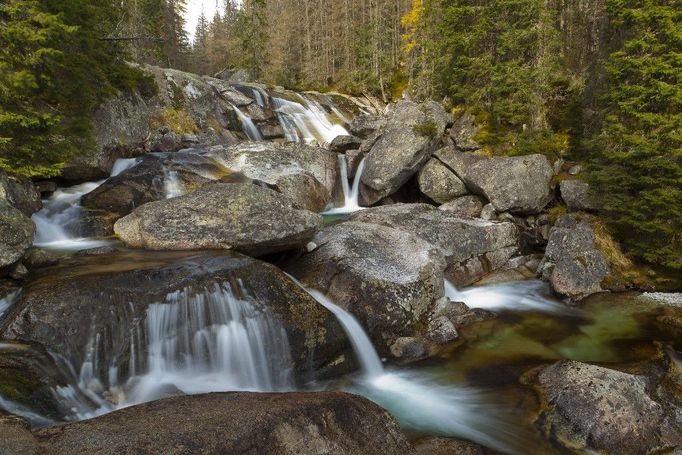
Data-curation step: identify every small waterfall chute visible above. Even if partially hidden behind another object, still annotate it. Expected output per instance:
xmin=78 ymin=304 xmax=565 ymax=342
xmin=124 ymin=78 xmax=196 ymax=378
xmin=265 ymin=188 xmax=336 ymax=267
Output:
xmin=111 ymin=157 xmax=141 ymax=177
xmin=0 ymin=290 xmax=19 ymax=319
xmin=322 ymin=156 xmax=366 ymax=216
xmin=233 ymin=106 xmax=263 ymax=141
xmin=271 ymin=96 xmax=349 ymax=145
xmin=163 ymin=169 xmax=184 ymax=199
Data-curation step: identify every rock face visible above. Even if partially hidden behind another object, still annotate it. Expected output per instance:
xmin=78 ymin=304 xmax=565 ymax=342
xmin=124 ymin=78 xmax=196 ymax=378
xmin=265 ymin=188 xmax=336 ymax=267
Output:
xmin=31 ymin=392 xmax=413 ymax=455
xmin=417 ymin=158 xmax=468 ymax=204
xmin=349 ymin=114 xmax=387 ymax=138
xmin=0 ymin=201 xmax=35 ymax=276
xmin=533 ymin=361 xmax=682 ymax=455
xmin=0 ymin=171 xmax=42 ymax=216
xmin=464 ymin=154 xmax=554 ymax=214
xmin=206 ymin=142 xmax=339 ymax=212
xmin=351 ymin=204 xmax=520 ymax=287
xmin=539 ymin=214 xmax=609 ymax=301
xmin=560 ymin=179 xmax=598 ymax=212
xmin=114 ymin=183 xmax=322 ymax=255
xmin=438 ymin=195 xmax=484 ymax=218
xmin=0 ymin=251 xmax=347 ymax=381
xmin=360 ymin=101 xmax=449 ymax=205
xmin=287 ymin=221 xmax=446 ymax=351
xmin=449 ymin=112 xmax=481 ymax=152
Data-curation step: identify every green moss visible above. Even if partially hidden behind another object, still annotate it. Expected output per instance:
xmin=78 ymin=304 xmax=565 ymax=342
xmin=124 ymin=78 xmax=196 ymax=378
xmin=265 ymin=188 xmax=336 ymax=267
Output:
xmin=150 ymin=108 xmax=198 ymax=135
xmin=412 ymin=120 xmax=439 ymax=138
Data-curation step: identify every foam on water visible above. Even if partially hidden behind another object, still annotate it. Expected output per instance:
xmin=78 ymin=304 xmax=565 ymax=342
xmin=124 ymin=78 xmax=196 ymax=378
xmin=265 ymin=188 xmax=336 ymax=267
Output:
xmin=450 ymin=280 xmax=570 ymax=313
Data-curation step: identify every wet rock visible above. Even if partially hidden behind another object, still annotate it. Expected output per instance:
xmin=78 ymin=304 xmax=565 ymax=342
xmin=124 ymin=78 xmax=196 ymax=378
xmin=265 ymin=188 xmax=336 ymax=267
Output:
xmin=206 ymin=142 xmax=339 ymax=212
xmin=350 ymin=204 xmax=520 ymax=287
xmin=0 ymin=201 xmax=35 ymax=276
xmin=114 ymin=183 xmax=322 ymax=256
xmin=533 ymin=360 xmax=682 ymax=455
xmin=426 ymin=316 xmax=458 ymax=344
xmin=346 ymin=149 xmax=364 ymax=179
xmin=0 ymin=414 xmax=39 ymax=455
xmin=464 ymin=154 xmax=554 ymax=214
xmin=539 ymin=214 xmax=609 ymax=301
xmin=349 ymin=114 xmax=387 ymax=138
xmin=287 ymin=221 xmax=446 ymax=352
xmin=34 ymin=392 xmax=413 ymax=455
xmin=414 ymin=437 xmax=484 ymax=455
xmin=329 ymin=135 xmax=363 ymax=154
xmin=560 ymin=180 xmax=598 ymax=212
xmin=0 ymin=251 xmax=347 ymax=381
xmin=449 ymin=112 xmax=481 ymax=152
xmin=0 ymin=171 xmax=42 ymax=216
xmin=34 ymin=181 xmax=57 ymax=198
xmin=438 ymin=195 xmax=484 ymax=218
xmin=360 ymin=101 xmax=449 ymax=205
xmin=417 ymin=158 xmax=468 ymax=204
xmin=390 ymin=337 xmax=429 ymax=363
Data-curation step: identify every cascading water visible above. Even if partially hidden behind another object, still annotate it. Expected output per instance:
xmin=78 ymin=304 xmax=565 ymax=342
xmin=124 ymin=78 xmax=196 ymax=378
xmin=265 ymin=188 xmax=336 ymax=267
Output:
xmin=0 ymin=290 xmax=18 ymax=319
xmin=452 ymin=280 xmax=571 ymax=313
xmin=0 ymin=395 xmax=54 ymax=427
xmin=234 ymin=106 xmax=264 ymax=141
xmin=271 ymin=96 xmax=349 ymax=145
xmin=299 ymin=283 xmax=521 ymax=454
xmin=323 ymin=156 xmax=366 ymax=215
xmin=52 ymin=282 xmax=293 ymax=420
xmin=163 ymin=169 xmax=184 ymax=199
xmin=110 ymin=157 xmax=141 ymax=177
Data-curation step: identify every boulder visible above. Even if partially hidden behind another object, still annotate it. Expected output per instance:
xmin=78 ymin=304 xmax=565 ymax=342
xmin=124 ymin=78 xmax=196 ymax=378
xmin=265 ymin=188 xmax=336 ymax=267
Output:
xmin=439 ymin=195 xmax=484 ymax=218
xmin=0 ymin=201 xmax=35 ymax=275
xmin=349 ymin=114 xmax=387 ymax=138
xmin=114 ymin=183 xmax=322 ymax=256
xmin=33 ymin=392 xmax=414 ymax=455
xmin=417 ymin=158 xmax=468 ymax=204
xmin=449 ymin=112 xmax=481 ymax=152
xmin=0 ymin=171 xmax=42 ymax=216
xmin=539 ymin=214 xmax=609 ymax=301
xmin=206 ymin=142 xmax=339 ymax=212
xmin=350 ymin=204 xmax=520 ymax=287
xmin=414 ymin=437 xmax=484 ymax=455
xmin=432 ymin=146 xmax=485 ymax=179
xmin=0 ymin=251 xmax=348 ymax=388
xmin=464 ymin=154 xmax=554 ymax=214
xmin=532 ymin=360 xmax=682 ymax=455
xmin=329 ymin=135 xmax=363 ymax=154
xmin=360 ymin=101 xmax=449 ymax=205
xmin=0 ymin=414 xmax=39 ymax=455
xmin=560 ymin=180 xmax=598 ymax=212
xmin=287 ymin=221 xmax=446 ymax=351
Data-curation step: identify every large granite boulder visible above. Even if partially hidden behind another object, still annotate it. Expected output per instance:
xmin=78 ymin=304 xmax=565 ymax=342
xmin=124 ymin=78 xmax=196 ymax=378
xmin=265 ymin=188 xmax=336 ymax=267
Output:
xmin=349 ymin=114 xmax=387 ymax=138
xmin=0 ymin=251 xmax=348 ymax=391
xmin=350 ymin=204 xmax=520 ymax=287
xmin=438 ymin=195 xmax=484 ymax=218
xmin=31 ymin=392 xmax=414 ymax=455
xmin=532 ymin=360 xmax=682 ymax=455
xmin=0 ymin=171 xmax=42 ymax=216
xmin=360 ymin=101 xmax=449 ymax=205
xmin=539 ymin=214 xmax=610 ymax=301
xmin=114 ymin=183 xmax=322 ymax=255
xmin=287 ymin=221 xmax=447 ymax=351
xmin=0 ymin=201 xmax=35 ymax=276
xmin=464 ymin=154 xmax=554 ymax=214
xmin=448 ymin=112 xmax=481 ymax=152
xmin=417 ymin=158 xmax=468 ymax=204
xmin=560 ymin=179 xmax=598 ymax=212
xmin=206 ymin=142 xmax=339 ymax=212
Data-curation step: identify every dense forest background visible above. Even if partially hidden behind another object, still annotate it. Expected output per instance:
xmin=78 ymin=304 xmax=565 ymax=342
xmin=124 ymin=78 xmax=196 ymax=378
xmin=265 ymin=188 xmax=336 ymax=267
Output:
xmin=0 ymin=0 xmax=680 ymax=271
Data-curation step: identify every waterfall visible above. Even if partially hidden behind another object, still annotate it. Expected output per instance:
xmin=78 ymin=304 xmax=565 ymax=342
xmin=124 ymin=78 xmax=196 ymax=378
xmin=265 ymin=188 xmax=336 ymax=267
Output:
xmin=252 ymin=88 xmax=265 ymax=107
xmin=454 ymin=280 xmax=570 ymax=313
xmin=52 ymin=283 xmax=293 ymax=420
xmin=0 ymin=290 xmax=18 ymax=319
xmin=0 ymin=395 xmax=54 ymax=427
xmin=110 ymin=157 xmax=141 ymax=177
xmin=444 ymin=280 xmax=466 ymax=303
xmin=163 ymin=169 xmax=184 ymax=199
xmin=271 ymin=96 xmax=349 ymax=145
xmin=323 ymin=156 xmax=366 ymax=216
xmin=234 ymin=106 xmax=263 ymax=141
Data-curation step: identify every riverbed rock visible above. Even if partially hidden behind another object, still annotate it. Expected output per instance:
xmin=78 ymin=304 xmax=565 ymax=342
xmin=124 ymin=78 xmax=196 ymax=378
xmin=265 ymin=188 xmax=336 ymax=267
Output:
xmin=330 ymin=135 xmax=363 ymax=154
xmin=360 ymin=101 xmax=449 ymax=205
xmin=539 ymin=214 xmax=610 ymax=301
xmin=464 ymin=154 xmax=554 ymax=214
xmin=33 ymin=392 xmax=413 ymax=455
xmin=449 ymin=112 xmax=481 ymax=152
xmin=414 ymin=437 xmax=484 ymax=455
xmin=532 ymin=360 xmax=682 ymax=454
xmin=560 ymin=180 xmax=598 ymax=212
xmin=350 ymin=204 xmax=520 ymax=287
xmin=206 ymin=142 xmax=339 ymax=212
xmin=417 ymin=158 xmax=468 ymax=204
xmin=287 ymin=221 xmax=447 ymax=352
xmin=349 ymin=114 xmax=387 ymax=138
xmin=0 ymin=414 xmax=39 ymax=455
xmin=0 ymin=171 xmax=42 ymax=216
xmin=114 ymin=183 xmax=322 ymax=255
xmin=439 ymin=195 xmax=484 ymax=218
xmin=0 ymin=201 xmax=35 ymax=276
xmin=0 ymin=251 xmax=348 ymax=387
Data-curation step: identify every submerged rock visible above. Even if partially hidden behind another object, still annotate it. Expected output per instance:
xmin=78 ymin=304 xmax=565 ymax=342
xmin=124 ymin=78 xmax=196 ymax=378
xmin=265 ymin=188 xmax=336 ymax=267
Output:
xmin=351 ymin=204 xmax=520 ymax=287
xmin=360 ymin=101 xmax=449 ymax=205
xmin=464 ymin=154 xmax=554 ymax=214
xmin=114 ymin=183 xmax=322 ymax=256
xmin=32 ymin=392 xmax=413 ymax=455
xmin=417 ymin=158 xmax=468 ymax=204
xmin=532 ymin=360 xmax=682 ymax=455
xmin=0 ymin=201 xmax=35 ymax=276
xmin=539 ymin=214 xmax=610 ymax=301
xmin=287 ymin=221 xmax=446 ymax=352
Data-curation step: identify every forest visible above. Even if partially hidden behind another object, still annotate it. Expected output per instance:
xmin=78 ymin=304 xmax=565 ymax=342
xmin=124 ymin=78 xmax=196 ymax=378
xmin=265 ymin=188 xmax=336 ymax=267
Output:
xmin=0 ymin=0 xmax=680 ymax=272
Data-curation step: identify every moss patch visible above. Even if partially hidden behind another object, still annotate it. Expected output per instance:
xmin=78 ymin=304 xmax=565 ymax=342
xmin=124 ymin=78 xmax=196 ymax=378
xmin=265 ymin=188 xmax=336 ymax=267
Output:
xmin=150 ymin=108 xmax=198 ymax=135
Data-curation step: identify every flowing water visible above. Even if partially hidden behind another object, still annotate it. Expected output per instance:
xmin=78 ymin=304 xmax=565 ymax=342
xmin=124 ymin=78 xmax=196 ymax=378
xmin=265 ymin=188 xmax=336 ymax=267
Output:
xmin=322 ymin=156 xmax=366 ymax=216
xmin=0 ymin=291 xmax=18 ymax=319
xmin=271 ymin=96 xmax=349 ymax=145
xmin=163 ymin=169 xmax=184 ymax=198
xmin=234 ymin=106 xmax=264 ymax=141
